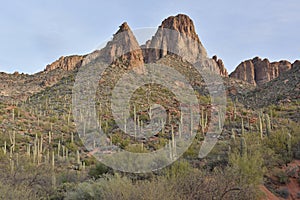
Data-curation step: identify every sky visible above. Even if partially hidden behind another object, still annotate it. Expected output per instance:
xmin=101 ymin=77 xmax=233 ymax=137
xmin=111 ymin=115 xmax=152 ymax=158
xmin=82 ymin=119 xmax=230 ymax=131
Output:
xmin=0 ymin=0 xmax=299 ymax=74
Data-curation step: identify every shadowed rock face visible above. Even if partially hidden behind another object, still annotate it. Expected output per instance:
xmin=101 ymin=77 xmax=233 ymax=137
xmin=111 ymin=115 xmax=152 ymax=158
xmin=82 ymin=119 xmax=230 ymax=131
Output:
xmin=292 ymin=60 xmax=300 ymax=68
xmin=230 ymin=57 xmax=294 ymax=86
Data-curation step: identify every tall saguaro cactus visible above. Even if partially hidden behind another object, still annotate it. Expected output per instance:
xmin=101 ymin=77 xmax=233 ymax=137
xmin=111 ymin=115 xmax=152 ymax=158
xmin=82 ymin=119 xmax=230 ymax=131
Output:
xmin=171 ymin=125 xmax=176 ymax=158
xmin=200 ymin=107 xmax=207 ymax=134
xmin=240 ymin=137 xmax=247 ymax=157
xmin=134 ymin=105 xmax=137 ymax=140
xmin=264 ymin=114 xmax=271 ymax=137
xmin=241 ymin=117 xmax=245 ymax=135
xmin=258 ymin=112 xmax=263 ymax=139
xmin=287 ymin=133 xmax=292 ymax=157
xmin=12 ymin=108 xmax=15 ymax=121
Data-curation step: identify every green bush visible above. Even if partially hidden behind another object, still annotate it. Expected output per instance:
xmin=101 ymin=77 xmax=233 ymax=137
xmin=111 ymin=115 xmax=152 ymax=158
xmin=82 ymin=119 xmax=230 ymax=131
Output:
xmin=88 ymin=162 xmax=110 ymax=179
xmin=275 ymin=170 xmax=289 ymax=184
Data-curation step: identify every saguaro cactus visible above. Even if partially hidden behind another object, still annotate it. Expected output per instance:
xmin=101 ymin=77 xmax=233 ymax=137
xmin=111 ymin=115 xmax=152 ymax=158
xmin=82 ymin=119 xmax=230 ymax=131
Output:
xmin=264 ymin=114 xmax=271 ymax=137
xmin=71 ymin=132 xmax=74 ymax=144
xmin=233 ymin=101 xmax=237 ymax=120
xmin=231 ymin=129 xmax=236 ymax=143
xmin=2 ymin=141 xmax=7 ymax=155
xmin=241 ymin=117 xmax=245 ymax=135
xmin=27 ymin=143 xmax=30 ymax=157
xmin=57 ymin=140 xmax=61 ymax=157
xmin=76 ymin=150 xmax=80 ymax=165
xmin=200 ymin=108 xmax=207 ymax=134
xmin=171 ymin=125 xmax=176 ymax=157
xmin=134 ymin=105 xmax=137 ymax=140
xmin=258 ymin=112 xmax=263 ymax=139
xmin=240 ymin=137 xmax=247 ymax=157
xmin=12 ymin=108 xmax=15 ymax=121
xmin=48 ymin=132 xmax=52 ymax=144
xmin=287 ymin=133 xmax=292 ymax=157
xmin=190 ymin=105 xmax=193 ymax=136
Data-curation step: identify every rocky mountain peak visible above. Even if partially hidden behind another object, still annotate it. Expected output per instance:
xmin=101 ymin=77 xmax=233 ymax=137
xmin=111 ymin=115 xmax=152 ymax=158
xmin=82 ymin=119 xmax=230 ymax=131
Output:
xmin=44 ymin=15 xmax=228 ymax=77
xmin=87 ymin=22 xmax=145 ymax=73
xmin=160 ymin=14 xmax=200 ymax=43
xmin=143 ymin=14 xmax=208 ymax=65
xmin=116 ymin=22 xmax=131 ymax=34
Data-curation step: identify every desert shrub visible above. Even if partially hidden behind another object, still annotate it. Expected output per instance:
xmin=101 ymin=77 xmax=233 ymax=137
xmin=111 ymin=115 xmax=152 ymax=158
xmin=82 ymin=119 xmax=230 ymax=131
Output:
xmin=88 ymin=162 xmax=110 ymax=179
xmin=275 ymin=170 xmax=289 ymax=184
xmin=58 ymin=171 xmax=80 ymax=184
xmin=0 ymin=181 xmax=38 ymax=200
xmin=0 ymin=155 xmax=56 ymax=198
xmin=277 ymin=188 xmax=289 ymax=199
xmin=229 ymin=135 xmax=266 ymax=186
xmin=66 ymin=163 xmax=261 ymax=200
xmin=182 ymin=139 xmax=200 ymax=159
xmin=264 ymin=129 xmax=293 ymax=165
xmin=172 ymin=166 xmax=261 ymax=200
xmin=125 ymin=144 xmax=148 ymax=153
xmin=66 ymin=174 xmax=135 ymax=200
xmin=164 ymin=159 xmax=192 ymax=179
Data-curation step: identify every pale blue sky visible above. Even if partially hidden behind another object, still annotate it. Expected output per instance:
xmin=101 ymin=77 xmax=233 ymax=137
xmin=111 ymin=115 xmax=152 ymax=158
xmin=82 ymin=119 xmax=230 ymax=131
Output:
xmin=0 ymin=0 xmax=299 ymax=74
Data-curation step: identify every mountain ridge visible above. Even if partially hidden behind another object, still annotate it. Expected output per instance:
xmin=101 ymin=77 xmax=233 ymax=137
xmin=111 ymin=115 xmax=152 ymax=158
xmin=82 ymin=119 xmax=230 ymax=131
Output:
xmin=0 ymin=14 xmax=298 ymax=103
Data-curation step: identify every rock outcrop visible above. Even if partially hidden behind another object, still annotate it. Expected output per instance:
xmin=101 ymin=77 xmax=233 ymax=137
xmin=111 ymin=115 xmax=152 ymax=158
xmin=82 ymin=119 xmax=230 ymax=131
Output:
xmin=43 ymin=14 xmax=229 ymax=77
xmin=230 ymin=57 xmax=293 ymax=86
xmin=292 ymin=60 xmax=300 ymax=68
xmin=239 ymin=61 xmax=300 ymax=108
xmin=87 ymin=22 xmax=145 ymax=73
xmin=44 ymin=55 xmax=84 ymax=72
xmin=141 ymin=14 xmax=228 ymax=77
xmin=212 ymin=55 xmax=228 ymax=77
xmin=143 ymin=14 xmax=207 ymax=64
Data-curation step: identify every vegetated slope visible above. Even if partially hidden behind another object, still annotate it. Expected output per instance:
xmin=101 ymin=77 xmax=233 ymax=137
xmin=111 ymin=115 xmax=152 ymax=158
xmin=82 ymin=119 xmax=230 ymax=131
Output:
xmin=0 ymin=13 xmax=299 ymax=199
xmin=241 ymin=64 xmax=300 ymax=109
xmin=0 ymin=68 xmax=75 ymax=103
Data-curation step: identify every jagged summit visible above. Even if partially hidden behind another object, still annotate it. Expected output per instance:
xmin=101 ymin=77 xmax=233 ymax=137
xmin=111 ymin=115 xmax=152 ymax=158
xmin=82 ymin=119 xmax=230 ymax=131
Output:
xmin=160 ymin=14 xmax=201 ymax=43
xmin=42 ymin=14 xmax=228 ymax=77
xmin=91 ymin=21 xmax=145 ymax=72
xmin=143 ymin=14 xmax=208 ymax=64
xmin=141 ymin=14 xmax=229 ymax=76
xmin=115 ymin=22 xmax=131 ymax=34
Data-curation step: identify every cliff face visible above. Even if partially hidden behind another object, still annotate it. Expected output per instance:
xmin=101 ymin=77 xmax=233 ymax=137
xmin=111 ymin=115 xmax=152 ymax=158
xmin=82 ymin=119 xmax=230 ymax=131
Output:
xmin=141 ymin=14 xmax=228 ymax=77
xmin=43 ymin=14 xmax=228 ymax=77
xmin=212 ymin=55 xmax=228 ymax=77
xmin=143 ymin=14 xmax=207 ymax=64
xmin=230 ymin=57 xmax=294 ymax=86
xmin=98 ymin=22 xmax=144 ymax=69
xmin=46 ymin=22 xmax=145 ymax=74
xmin=44 ymin=55 xmax=84 ymax=72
